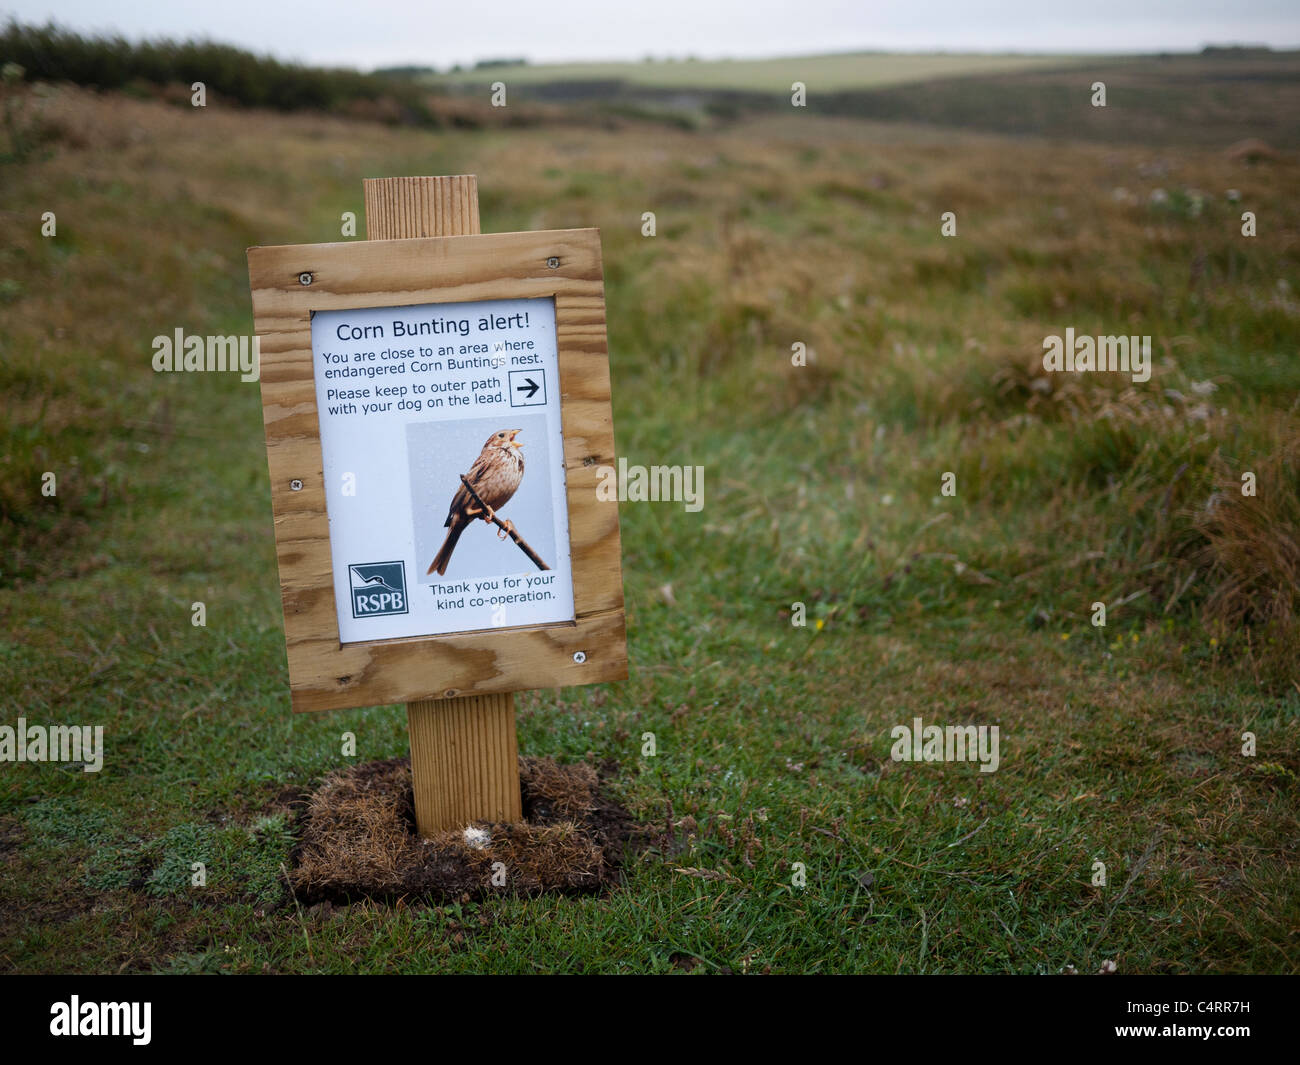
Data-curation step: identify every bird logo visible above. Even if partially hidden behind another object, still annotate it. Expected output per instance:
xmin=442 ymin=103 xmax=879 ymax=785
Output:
xmin=347 ymin=562 xmax=409 ymax=618
xmin=428 ymin=429 xmax=525 ymax=576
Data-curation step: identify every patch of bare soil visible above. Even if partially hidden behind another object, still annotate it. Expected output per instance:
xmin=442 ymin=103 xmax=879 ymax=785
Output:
xmin=288 ymin=756 xmax=638 ymax=904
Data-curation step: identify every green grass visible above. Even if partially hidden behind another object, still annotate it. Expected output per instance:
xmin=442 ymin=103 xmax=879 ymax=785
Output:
xmin=1 ymin=74 xmax=1298 ymax=973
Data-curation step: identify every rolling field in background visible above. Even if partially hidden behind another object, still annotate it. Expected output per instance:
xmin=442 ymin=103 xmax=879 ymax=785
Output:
xmin=1 ymin=50 xmax=1298 ymax=973
xmin=428 ymin=50 xmax=1100 ymax=91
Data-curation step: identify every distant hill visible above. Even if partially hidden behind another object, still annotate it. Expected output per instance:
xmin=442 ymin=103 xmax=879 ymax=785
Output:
xmin=432 ymin=49 xmax=1300 ymax=148
xmin=428 ymin=51 xmax=1098 ymax=93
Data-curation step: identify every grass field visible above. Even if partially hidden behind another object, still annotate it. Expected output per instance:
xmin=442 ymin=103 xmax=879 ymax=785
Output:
xmin=432 ymin=51 xmax=1099 ymax=91
xmin=1 ymin=68 xmax=1298 ymax=973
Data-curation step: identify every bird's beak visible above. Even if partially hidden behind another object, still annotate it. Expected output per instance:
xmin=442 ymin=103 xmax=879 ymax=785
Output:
xmin=509 ymin=430 xmax=522 ymax=449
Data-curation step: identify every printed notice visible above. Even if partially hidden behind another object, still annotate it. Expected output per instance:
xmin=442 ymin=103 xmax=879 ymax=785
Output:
xmin=309 ymin=296 xmax=575 ymax=643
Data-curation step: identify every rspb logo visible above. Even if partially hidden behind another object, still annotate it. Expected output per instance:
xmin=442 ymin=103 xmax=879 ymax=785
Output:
xmin=349 ymin=561 xmax=409 ymax=618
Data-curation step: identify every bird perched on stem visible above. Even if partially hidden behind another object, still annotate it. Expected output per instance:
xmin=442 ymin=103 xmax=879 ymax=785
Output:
xmin=428 ymin=429 xmax=525 ymax=576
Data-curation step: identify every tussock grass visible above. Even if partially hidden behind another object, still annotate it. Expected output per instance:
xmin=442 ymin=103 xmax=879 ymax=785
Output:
xmin=1194 ymin=430 xmax=1300 ymax=637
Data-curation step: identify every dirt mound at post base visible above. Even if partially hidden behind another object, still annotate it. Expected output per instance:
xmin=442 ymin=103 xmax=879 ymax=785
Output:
xmin=287 ymin=756 xmax=636 ymax=904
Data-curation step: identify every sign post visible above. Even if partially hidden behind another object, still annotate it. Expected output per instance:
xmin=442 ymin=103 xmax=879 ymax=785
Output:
xmin=369 ymin=175 xmax=520 ymax=833
xmin=247 ymin=174 xmax=626 ymax=837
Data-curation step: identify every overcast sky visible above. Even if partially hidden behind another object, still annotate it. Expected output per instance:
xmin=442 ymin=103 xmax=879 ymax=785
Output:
xmin=6 ymin=1 xmax=1297 ymax=69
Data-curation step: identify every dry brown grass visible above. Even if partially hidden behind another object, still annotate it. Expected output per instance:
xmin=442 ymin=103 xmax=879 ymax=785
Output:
xmin=1196 ymin=433 xmax=1300 ymax=631
xmin=289 ymin=757 xmax=634 ymax=904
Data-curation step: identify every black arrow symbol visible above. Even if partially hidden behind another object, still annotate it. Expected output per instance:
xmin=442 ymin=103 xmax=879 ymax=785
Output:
xmin=516 ymin=376 xmax=540 ymax=400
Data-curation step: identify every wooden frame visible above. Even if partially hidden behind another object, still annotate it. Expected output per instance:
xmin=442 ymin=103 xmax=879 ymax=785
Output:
xmin=246 ymin=229 xmax=626 ymax=713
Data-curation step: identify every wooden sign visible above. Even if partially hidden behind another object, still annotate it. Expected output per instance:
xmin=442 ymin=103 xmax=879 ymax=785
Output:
xmin=246 ymin=175 xmax=626 ymax=833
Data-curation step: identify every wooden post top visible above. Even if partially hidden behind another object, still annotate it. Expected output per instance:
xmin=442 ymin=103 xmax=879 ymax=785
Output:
xmin=363 ymin=175 xmax=481 ymax=240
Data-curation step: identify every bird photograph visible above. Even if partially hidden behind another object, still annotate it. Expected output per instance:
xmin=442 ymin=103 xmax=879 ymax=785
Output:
xmin=428 ymin=428 xmax=526 ymax=576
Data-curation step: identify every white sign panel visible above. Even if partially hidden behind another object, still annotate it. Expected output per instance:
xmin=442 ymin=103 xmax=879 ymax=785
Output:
xmin=308 ymin=296 xmax=575 ymax=643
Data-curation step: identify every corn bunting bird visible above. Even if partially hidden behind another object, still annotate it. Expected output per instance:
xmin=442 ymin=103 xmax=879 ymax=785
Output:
xmin=428 ymin=429 xmax=525 ymax=576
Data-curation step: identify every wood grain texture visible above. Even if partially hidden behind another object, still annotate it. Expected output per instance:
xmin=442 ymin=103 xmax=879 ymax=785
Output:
xmin=368 ymin=175 xmax=519 ymax=835
xmin=363 ymin=175 xmax=480 ymax=240
xmin=245 ymin=186 xmax=627 ymax=715
xmin=407 ymin=691 xmax=522 ymax=830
